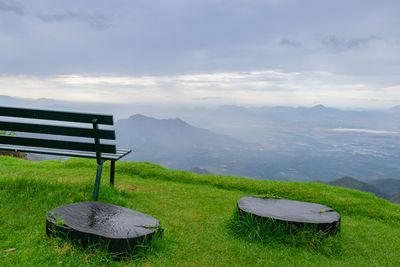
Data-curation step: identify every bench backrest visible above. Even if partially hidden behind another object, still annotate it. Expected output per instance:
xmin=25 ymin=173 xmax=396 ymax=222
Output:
xmin=0 ymin=106 xmax=117 ymax=157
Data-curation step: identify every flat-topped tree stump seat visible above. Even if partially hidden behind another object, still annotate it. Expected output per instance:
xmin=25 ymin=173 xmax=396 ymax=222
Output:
xmin=46 ymin=202 xmax=162 ymax=254
xmin=0 ymin=106 xmax=131 ymax=200
xmin=237 ymin=196 xmax=341 ymax=234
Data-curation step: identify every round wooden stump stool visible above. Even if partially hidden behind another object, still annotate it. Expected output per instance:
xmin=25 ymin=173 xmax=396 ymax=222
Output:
xmin=46 ymin=202 xmax=162 ymax=254
xmin=237 ymin=196 xmax=341 ymax=234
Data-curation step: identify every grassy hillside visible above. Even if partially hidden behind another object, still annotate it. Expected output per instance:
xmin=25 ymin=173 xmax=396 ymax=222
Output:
xmin=0 ymin=156 xmax=400 ymax=266
xmin=328 ymin=177 xmax=382 ymax=195
xmin=327 ymin=176 xmax=389 ymax=200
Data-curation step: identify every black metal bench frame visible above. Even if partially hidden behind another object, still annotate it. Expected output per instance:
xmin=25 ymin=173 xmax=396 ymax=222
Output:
xmin=0 ymin=106 xmax=131 ymax=200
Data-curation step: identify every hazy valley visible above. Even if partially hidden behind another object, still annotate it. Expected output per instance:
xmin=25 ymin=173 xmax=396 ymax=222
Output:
xmin=2 ymin=95 xmax=400 ymax=187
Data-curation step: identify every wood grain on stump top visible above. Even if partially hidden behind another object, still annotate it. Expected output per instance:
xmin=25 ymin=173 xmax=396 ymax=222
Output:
xmin=238 ymin=196 xmax=340 ymax=233
xmin=46 ymin=202 xmax=161 ymax=253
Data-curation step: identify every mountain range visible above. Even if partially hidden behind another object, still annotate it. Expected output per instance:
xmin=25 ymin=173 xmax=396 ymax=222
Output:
xmin=2 ymin=95 xmax=400 ymax=183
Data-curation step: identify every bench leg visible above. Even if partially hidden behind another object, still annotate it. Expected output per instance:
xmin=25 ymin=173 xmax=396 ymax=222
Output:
xmin=110 ymin=160 xmax=115 ymax=186
xmin=93 ymin=163 xmax=103 ymax=201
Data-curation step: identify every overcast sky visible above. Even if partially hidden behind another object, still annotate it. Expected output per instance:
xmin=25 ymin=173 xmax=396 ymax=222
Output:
xmin=1 ymin=0 xmax=400 ymax=108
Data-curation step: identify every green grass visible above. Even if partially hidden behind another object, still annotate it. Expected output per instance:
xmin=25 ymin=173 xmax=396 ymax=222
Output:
xmin=228 ymin=208 xmax=341 ymax=252
xmin=0 ymin=156 xmax=400 ymax=266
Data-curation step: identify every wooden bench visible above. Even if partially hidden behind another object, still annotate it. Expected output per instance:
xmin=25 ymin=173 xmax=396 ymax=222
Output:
xmin=0 ymin=106 xmax=131 ymax=200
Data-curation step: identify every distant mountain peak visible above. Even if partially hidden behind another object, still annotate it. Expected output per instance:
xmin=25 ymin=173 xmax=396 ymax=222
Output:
xmin=312 ymin=104 xmax=327 ymax=109
xmin=128 ymin=114 xmax=190 ymax=128
xmin=129 ymin=114 xmax=149 ymax=120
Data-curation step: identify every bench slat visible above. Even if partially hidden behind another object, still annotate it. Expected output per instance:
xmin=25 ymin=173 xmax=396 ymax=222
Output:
xmin=0 ymin=136 xmax=116 ymax=153
xmin=0 ymin=121 xmax=116 ymax=140
xmin=0 ymin=106 xmax=113 ymax=125
xmin=0 ymin=145 xmax=131 ymax=160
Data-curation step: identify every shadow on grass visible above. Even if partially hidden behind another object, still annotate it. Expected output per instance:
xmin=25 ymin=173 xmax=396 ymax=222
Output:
xmin=47 ymin=227 xmax=165 ymax=263
xmin=226 ymin=208 xmax=343 ymax=256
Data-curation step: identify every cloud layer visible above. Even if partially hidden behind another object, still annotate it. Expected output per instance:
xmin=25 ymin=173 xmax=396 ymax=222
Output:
xmin=0 ymin=0 xmax=399 ymax=107
xmin=1 ymin=71 xmax=398 ymax=108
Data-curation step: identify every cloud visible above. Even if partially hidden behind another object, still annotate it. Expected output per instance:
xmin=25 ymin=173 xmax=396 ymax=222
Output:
xmin=321 ymin=35 xmax=377 ymax=52
xmin=37 ymin=11 xmax=109 ymax=29
xmin=279 ymin=38 xmax=302 ymax=47
xmin=0 ymin=0 xmax=24 ymax=15
xmin=1 ymin=70 xmax=399 ymax=109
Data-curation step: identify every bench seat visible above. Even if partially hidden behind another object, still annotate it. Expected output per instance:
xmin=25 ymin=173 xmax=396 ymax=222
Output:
xmin=0 ymin=144 xmax=130 ymax=161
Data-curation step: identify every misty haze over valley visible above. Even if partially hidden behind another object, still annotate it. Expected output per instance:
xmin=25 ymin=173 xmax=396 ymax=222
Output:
xmin=3 ymin=95 xmax=400 ymax=185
